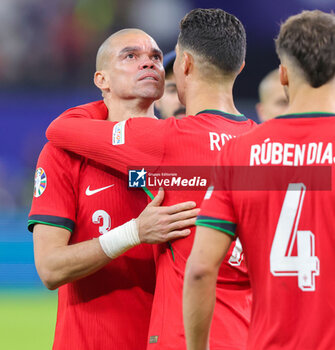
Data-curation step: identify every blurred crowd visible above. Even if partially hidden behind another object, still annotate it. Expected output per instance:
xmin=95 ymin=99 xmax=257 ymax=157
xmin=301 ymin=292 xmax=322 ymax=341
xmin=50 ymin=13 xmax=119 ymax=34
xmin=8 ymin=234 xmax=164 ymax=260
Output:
xmin=0 ymin=0 xmax=189 ymax=88
xmin=0 ymin=0 xmax=115 ymax=87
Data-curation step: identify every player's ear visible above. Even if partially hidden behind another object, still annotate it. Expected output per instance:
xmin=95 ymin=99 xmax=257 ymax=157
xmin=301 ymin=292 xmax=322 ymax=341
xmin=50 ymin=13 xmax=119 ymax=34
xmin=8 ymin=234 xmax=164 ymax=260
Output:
xmin=94 ymin=71 xmax=109 ymax=91
xmin=238 ymin=61 xmax=245 ymax=74
xmin=183 ymin=51 xmax=193 ymax=76
xmin=279 ymin=64 xmax=288 ymax=86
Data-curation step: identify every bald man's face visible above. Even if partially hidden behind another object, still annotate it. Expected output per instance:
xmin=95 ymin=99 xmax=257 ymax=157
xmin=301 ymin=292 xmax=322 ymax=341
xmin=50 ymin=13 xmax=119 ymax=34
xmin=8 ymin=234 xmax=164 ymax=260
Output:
xmin=96 ymin=31 xmax=165 ymax=102
xmin=155 ymin=71 xmax=186 ymax=119
xmin=256 ymin=77 xmax=288 ymax=122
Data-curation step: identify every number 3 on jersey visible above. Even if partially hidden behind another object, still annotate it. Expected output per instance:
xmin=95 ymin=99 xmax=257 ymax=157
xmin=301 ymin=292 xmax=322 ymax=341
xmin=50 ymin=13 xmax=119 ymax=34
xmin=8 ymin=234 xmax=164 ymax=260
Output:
xmin=92 ymin=210 xmax=111 ymax=234
xmin=270 ymin=183 xmax=320 ymax=291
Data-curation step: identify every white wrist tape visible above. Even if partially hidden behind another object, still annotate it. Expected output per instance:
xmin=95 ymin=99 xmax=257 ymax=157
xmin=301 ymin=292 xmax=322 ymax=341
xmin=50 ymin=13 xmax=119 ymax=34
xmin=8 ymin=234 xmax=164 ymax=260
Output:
xmin=99 ymin=219 xmax=140 ymax=259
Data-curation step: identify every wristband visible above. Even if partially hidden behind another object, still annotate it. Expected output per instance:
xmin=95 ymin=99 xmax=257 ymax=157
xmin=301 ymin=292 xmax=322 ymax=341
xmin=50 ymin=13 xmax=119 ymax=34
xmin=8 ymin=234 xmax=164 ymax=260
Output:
xmin=99 ymin=219 xmax=140 ymax=259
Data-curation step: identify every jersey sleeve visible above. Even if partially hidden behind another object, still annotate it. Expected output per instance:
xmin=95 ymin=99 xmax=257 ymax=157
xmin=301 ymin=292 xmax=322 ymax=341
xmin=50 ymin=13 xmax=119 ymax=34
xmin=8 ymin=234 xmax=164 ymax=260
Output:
xmin=46 ymin=105 xmax=165 ymax=175
xmin=28 ymin=143 xmax=79 ymax=233
xmin=58 ymin=100 xmax=108 ymax=120
xmin=196 ymin=141 xmax=237 ymax=238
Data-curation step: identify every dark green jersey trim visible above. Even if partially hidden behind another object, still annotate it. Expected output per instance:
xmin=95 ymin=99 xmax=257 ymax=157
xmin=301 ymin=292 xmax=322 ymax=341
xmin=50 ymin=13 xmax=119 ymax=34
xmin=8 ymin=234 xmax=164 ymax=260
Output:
xmin=142 ymin=186 xmax=155 ymax=200
xmin=196 ymin=215 xmax=236 ymax=235
xmin=28 ymin=220 xmax=73 ymax=233
xmin=275 ymin=112 xmax=335 ymax=120
xmin=196 ymin=109 xmax=247 ymax=122
xmin=196 ymin=216 xmax=235 ymax=225
xmin=167 ymin=242 xmax=175 ymax=261
xmin=196 ymin=222 xmax=235 ymax=237
xmin=141 ymin=187 xmax=175 ymax=262
xmin=28 ymin=215 xmax=75 ymax=233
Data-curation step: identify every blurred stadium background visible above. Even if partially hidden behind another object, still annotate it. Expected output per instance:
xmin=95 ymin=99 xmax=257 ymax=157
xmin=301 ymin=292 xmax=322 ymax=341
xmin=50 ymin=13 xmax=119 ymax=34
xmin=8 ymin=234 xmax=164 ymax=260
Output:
xmin=1 ymin=0 xmax=334 ymax=348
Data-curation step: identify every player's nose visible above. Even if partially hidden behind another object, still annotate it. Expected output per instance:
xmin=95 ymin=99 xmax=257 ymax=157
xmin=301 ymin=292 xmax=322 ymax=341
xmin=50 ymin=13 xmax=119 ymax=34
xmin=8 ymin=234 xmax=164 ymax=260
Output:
xmin=139 ymin=56 xmax=155 ymax=70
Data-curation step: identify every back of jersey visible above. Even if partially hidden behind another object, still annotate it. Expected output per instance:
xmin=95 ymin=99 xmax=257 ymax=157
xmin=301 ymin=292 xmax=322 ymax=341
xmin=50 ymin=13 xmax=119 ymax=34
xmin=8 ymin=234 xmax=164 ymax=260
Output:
xmin=224 ymin=113 xmax=335 ymax=350
xmin=147 ymin=110 xmax=255 ymax=350
xmin=163 ymin=111 xmax=255 ymax=280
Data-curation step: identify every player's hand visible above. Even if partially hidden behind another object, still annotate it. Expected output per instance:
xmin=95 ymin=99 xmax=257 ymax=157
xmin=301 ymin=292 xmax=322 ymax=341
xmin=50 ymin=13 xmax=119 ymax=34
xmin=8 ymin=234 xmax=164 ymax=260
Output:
xmin=136 ymin=188 xmax=200 ymax=244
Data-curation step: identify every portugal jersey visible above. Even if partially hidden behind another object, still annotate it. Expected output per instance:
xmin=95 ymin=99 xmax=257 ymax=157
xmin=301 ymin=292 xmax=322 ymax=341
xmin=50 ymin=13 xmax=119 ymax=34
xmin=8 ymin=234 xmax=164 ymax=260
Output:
xmin=198 ymin=113 xmax=335 ymax=350
xmin=46 ymin=101 xmax=256 ymax=350
xmin=28 ymin=104 xmax=156 ymax=350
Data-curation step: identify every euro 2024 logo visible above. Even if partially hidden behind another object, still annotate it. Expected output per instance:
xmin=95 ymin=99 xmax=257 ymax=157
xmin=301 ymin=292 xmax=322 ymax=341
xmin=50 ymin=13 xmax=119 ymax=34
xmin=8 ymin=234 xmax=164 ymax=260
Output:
xmin=34 ymin=167 xmax=47 ymax=197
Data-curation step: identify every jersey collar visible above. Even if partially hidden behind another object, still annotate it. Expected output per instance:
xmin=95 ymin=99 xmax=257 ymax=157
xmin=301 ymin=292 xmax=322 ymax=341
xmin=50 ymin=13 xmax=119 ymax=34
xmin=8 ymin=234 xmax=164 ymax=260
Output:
xmin=275 ymin=112 xmax=335 ymax=119
xmin=195 ymin=109 xmax=248 ymax=122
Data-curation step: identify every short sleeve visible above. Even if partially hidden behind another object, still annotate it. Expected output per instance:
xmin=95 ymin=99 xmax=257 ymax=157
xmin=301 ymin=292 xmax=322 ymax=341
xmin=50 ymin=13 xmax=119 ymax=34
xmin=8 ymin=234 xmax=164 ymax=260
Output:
xmin=28 ymin=143 xmax=79 ymax=233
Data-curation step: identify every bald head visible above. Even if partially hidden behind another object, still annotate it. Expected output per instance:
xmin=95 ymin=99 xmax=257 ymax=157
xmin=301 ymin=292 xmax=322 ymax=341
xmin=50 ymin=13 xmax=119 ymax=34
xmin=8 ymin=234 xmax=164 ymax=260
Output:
xmin=258 ymin=69 xmax=281 ymax=103
xmin=96 ymin=29 xmax=152 ymax=71
xmin=93 ymin=28 xmax=164 ymax=106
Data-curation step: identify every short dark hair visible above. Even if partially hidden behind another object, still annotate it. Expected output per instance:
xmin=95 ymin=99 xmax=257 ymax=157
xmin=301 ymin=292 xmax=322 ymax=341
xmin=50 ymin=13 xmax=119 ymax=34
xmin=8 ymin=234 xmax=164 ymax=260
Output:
xmin=275 ymin=10 xmax=335 ymax=88
xmin=178 ymin=8 xmax=246 ymax=74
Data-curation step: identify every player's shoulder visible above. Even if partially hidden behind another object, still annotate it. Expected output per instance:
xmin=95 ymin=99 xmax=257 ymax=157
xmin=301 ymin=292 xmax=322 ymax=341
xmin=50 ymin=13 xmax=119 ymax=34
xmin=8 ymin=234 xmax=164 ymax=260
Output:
xmin=226 ymin=119 xmax=274 ymax=152
xmin=184 ymin=110 xmax=257 ymax=128
xmin=41 ymin=141 xmax=64 ymax=155
xmin=249 ymin=118 xmax=259 ymax=128
xmin=59 ymin=100 xmax=107 ymax=120
xmin=127 ymin=116 xmax=168 ymax=127
xmin=40 ymin=142 xmax=81 ymax=163
xmin=159 ymin=115 xmax=195 ymax=134
xmin=167 ymin=114 xmax=197 ymax=128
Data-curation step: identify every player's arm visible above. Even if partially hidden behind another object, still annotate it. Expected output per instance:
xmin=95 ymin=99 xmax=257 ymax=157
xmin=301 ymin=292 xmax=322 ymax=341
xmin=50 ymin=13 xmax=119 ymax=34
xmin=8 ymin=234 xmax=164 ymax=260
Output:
xmin=183 ymin=225 xmax=233 ymax=350
xmin=184 ymin=141 xmax=238 ymax=350
xmin=33 ymin=224 xmax=110 ymax=290
xmin=34 ymin=188 xmax=199 ymax=290
xmin=46 ymin=107 xmax=165 ymax=175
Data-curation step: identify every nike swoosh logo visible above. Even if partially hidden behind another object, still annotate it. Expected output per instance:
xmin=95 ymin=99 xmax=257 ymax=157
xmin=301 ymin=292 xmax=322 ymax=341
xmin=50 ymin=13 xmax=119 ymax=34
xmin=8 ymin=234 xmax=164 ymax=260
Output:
xmin=85 ymin=185 xmax=114 ymax=196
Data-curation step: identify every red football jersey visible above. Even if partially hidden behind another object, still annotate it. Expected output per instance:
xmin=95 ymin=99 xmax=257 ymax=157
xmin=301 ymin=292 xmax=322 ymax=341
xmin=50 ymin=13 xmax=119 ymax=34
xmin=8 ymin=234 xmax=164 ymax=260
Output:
xmin=29 ymin=105 xmax=155 ymax=350
xmin=198 ymin=113 xmax=335 ymax=350
xmin=46 ymin=101 xmax=257 ymax=350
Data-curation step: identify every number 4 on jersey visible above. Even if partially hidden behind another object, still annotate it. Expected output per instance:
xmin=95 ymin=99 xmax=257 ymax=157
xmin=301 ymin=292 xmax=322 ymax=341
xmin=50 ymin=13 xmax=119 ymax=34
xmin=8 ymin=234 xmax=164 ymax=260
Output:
xmin=270 ymin=183 xmax=320 ymax=291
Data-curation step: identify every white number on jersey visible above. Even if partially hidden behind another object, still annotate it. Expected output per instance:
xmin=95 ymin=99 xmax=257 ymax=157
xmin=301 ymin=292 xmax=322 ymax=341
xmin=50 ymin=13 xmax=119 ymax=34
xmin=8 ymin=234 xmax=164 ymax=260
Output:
xmin=228 ymin=238 xmax=244 ymax=266
xmin=92 ymin=210 xmax=111 ymax=234
xmin=270 ymin=183 xmax=319 ymax=291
